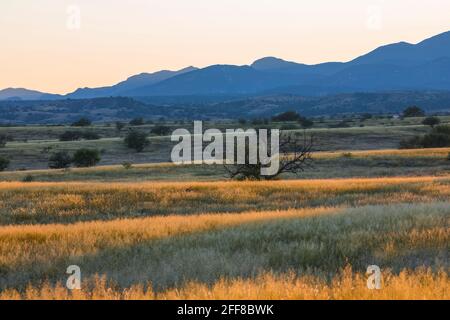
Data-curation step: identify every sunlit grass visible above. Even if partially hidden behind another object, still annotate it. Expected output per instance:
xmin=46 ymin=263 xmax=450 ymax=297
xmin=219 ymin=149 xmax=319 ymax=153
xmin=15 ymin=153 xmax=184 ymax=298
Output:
xmin=0 ymin=202 xmax=447 ymax=295
xmin=1 ymin=175 xmax=449 ymax=225
xmin=1 ymin=267 xmax=448 ymax=300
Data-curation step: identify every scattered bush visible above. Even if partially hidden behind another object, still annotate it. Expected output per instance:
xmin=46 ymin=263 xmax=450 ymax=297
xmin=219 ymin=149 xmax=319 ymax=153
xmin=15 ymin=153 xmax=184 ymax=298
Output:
xmin=72 ymin=149 xmax=101 ymax=167
xmin=59 ymin=131 xmax=100 ymax=141
xmin=48 ymin=151 xmax=72 ymax=169
xmin=341 ymin=152 xmax=353 ymax=158
xmin=399 ymin=125 xmax=450 ymax=149
xmin=125 ymin=131 xmax=149 ymax=152
xmin=59 ymin=131 xmax=82 ymax=141
xmin=122 ymin=161 xmax=133 ymax=170
xmin=403 ymin=106 xmax=425 ymax=118
xmin=300 ymin=118 xmax=314 ymax=129
xmin=151 ymin=125 xmax=171 ymax=136
xmin=71 ymin=117 xmax=92 ymax=127
xmin=399 ymin=136 xmax=423 ymax=149
xmin=22 ymin=175 xmax=34 ymax=182
xmin=422 ymin=117 xmax=440 ymax=127
xmin=0 ymin=157 xmax=10 ymax=171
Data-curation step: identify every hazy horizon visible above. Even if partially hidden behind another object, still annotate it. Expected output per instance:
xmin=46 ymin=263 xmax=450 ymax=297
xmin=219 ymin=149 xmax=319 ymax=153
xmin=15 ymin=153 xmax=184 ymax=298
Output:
xmin=1 ymin=0 xmax=449 ymax=94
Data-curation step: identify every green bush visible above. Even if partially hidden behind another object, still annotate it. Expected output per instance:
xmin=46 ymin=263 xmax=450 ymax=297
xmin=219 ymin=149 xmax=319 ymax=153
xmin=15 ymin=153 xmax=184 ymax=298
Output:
xmin=0 ymin=157 xmax=9 ymax=171
xmin=403 ymin=106 xmax=425 ymax=118
xmin=22 ymin=175 xmax=34 ymax=182
xmin=422 ymin=116 xmax=440 ymax=127
xmin=48 ymin=151 xmax=72 ymax=169
xmin=72 ymin=149 xmax=101 ymax=167
xmin=151 ymin=125 xmax=171 ymax=136
xmin=125 ymin=131 xmax=149 ymax=152
xmin=399 ymin=125 xmax=450 ymax=149
xmin=59 ymin=131 xmax=82 ymax=141
xmin=71 ymin=117 xmax=92 ymax=127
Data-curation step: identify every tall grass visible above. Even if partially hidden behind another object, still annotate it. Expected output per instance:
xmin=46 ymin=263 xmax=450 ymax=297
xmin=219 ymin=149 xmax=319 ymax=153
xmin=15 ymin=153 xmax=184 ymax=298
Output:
xmin=1 ymin=176 xmax=450 ymax=225
xmin=1 ymin=268 xmax=448 ymax=300
xmin=0 ymin=203 xmax=448 ymax=294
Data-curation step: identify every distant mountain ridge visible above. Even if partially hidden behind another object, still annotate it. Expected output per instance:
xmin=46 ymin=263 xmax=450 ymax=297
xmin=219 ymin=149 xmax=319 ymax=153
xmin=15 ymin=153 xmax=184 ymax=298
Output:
xmin=1 ymin=30 xmax=449 ymax=100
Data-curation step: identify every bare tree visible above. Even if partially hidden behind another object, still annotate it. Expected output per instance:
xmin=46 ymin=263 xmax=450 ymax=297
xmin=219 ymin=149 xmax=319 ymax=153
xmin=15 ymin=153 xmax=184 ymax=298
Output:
xmin=224 ymin=132 xmax=313 ymax=180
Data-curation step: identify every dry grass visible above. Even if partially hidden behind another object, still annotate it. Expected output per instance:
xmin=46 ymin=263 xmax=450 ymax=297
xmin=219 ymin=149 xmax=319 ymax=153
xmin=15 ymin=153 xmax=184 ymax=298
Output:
xmin=1 ymin=268 xmax=448 ymax=300
xmin=1 ymin=175 xmax=450 ymax=225
xmin=314 ymin=147 xmax=450 ymax=159
xmin=0 ymin=202 xmax=447 ymax=295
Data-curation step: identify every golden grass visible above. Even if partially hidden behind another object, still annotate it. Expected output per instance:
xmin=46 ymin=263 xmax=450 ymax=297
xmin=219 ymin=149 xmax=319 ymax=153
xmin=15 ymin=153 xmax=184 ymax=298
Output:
xmin=0 ymin=207 xmax=336 ymax=271
xmin=1 ymin=175 xmax=450 ymax=225
xmin=1 ymin=268 xmax=448 ymax=300
xmin=0 ymin=202 xmax=447 ymax=295
xmin=314 ymin=147 xmax=450 ymax=159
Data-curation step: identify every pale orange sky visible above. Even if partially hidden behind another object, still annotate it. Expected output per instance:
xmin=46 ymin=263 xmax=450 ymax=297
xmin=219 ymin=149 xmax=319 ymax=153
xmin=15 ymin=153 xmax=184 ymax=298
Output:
xmin=1 ymin=0 xmax=449 ymax=94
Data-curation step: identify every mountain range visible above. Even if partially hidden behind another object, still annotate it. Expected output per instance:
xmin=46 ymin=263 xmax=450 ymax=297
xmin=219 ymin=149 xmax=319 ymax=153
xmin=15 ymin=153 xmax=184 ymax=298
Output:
xmin=1 ymin=30 xmax=449 ymax=100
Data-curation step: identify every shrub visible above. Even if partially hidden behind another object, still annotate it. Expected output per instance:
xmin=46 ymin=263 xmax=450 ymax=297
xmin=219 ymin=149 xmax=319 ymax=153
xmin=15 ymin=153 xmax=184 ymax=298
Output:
xmin=81 ymin=131 xmax=100 ymax=140
xmin=125 ymin=131 xmax=149 ymax=152
xmin=0 ymin=157 xmax=9 ymax=171
xmin=71 ymin=117 xmax=92 ymax=127
xmin=447 ymin=153 xmax=450 ymax=161
xmin=151 ymin=125 xmax=171 ymax=136
xmin=422 ymin=117 xmax=440 ymax=127
xmin=403 ymin=106 xmax=425 ymax=118
xmin=72 ymin=149 xmax=101 ymax=167
xmin=48 ymin=151 xmax=72 ymax=169
xmin=421 ymin=133 xmax=450 ymax=148
xmin=399 ymin=136 xmax=423 ymax=149
xmin=300 ymin=118 xmax=314 ymax=129
xmin=129 ymin=118 xmax=145 ymax=126
xmin=122 ymin=162 xmax=133 ymax=170
xmin=399 ymin=126 xmax=450 ymax=149
xmin=341 ymin=152 xmax=353 ymax=158
xmin=59 ymin=131 xmax=82 ymax=141
xmin=22 ymin=175 xmax=34 ymax=182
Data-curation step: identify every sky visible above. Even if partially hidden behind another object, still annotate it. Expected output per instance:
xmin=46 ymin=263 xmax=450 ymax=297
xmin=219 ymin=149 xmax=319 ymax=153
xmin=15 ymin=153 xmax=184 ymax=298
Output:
xmin=1 ymin=0 xmax=449 ymax=94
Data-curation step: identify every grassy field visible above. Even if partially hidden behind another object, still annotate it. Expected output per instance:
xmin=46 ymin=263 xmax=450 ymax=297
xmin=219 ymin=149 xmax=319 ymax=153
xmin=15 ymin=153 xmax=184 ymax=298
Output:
xmin=0 ymin=119 xmax=449 ymax=300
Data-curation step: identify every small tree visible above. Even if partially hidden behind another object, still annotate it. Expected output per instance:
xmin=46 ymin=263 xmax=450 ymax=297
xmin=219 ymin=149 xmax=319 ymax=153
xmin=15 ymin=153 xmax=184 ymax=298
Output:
xmin=151 ymin=125 xmax=171 ymax=136
xmin=403 ymin=106 xmax=425 ymax=118
xmin=125 ymin=131 xmax=149 ymax=152
xmin=300 ymin=118 xmax=314 ymax=129
xmin=224 ymin=133 xmax=313 ymax=180
xmin=72 ymin=149 xmax=101 ymax=167
xmin=71 ymin=117 xmax=92 ymax=127
xmin=0 ymin=157 xmax=9 ymax=171
xmin=59 ymin=131 xmax=82 ymax=141
xmin=129 ymin=118 xmax=145 ymax=126
xmin=422 ymin=116 xmax=440 ymax=128
xmin=48 ymin=151 xmax=72 ymax=169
